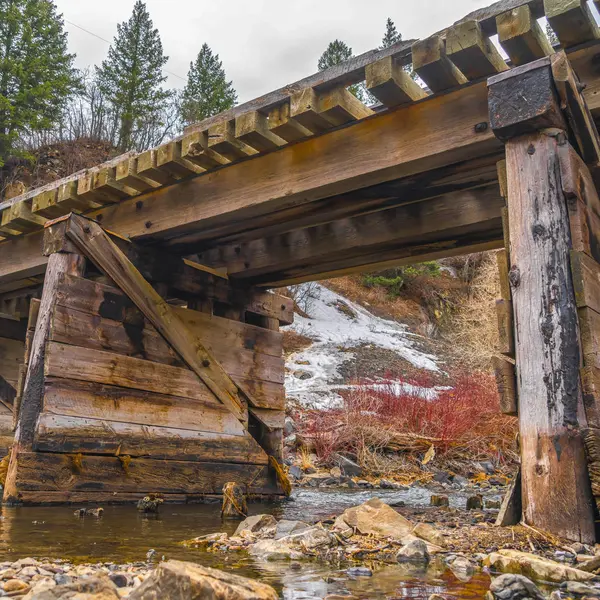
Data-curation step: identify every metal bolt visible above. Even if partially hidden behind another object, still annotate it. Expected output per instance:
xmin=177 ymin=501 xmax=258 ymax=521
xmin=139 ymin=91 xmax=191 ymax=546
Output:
xmin=145 ymin=221 xmax=152 ymax=229
xmin=202 ymin=359 xmax=210 ymax=368
xmin=527 ymin=144 xmax=536 ymax=155
xmin=474 ymin=122 xmax=488 ymax=133
xmin=135 ymin=200 xmax=144 ymax=210
xmin=83 ymin=226 xmax=90 ymax=234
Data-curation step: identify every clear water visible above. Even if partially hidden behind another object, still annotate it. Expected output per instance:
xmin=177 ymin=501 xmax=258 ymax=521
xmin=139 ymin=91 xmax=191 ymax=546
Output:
xmin=0 ymin=488 xmax=495 ymax=599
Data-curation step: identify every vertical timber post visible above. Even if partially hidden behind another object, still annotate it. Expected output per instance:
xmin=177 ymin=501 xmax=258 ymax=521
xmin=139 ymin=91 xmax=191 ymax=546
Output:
xmin=4 ymin=222 xmax=85 ymax=503
xmin=489 ymin=58 xmax=596 ymax=542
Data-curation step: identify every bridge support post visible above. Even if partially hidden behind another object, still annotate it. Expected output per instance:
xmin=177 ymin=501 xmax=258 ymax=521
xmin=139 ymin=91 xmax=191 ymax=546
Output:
xmin=489 ymin=56 xmax=598 ymax=542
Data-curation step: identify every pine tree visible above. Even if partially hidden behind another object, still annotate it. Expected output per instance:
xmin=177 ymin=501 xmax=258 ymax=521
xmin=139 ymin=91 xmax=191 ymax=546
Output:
xmin=180 ymin=43 xmax=237 ymax=126
xmin=317 ymin=40 xmax=365 ymax=101
xmin=381 ymin=18 xmax=402 ymax=48
xmin=96 ymin=1 xmax=172 ymax=152
xmin=0 ymin=0 xmax=79 ymax=166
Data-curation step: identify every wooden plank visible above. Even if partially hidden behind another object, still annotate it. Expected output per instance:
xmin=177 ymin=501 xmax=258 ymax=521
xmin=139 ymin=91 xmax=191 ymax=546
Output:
xmin=42 ymin=377 xmax=244 ymax=435
xmin=0 ymin=376 xmax=16 ymax=410
xmin=197 ymin=184 xmax=505 ymax=282
xmin=571 ymin=251 xmax=600 ymax=313
xmin=93 ymin=168 xmax=139 ymax=202
xmin=412 ymin=35 xmax=468 ymax=93
xmin=497 ymin=249 xmax=512 ymax=303
xmin=156 ymin=141 xmax=203 ymax=179
xmin=267 ymin=101 xmax=312 ymax=142
xmin=544 ymin=0 xmax=599 ymax=48
xmin=9 ymin=452 xmax=277 ymax=495
xmin=583 ymin=427 xmax=600 ymax=509
xmin=1 ymin=201 xmax=46 ymax=234
xmin=492 ymin=355 xmax=517 ymax=416
xmin=365 ymin=56 xmax=427 ymax=107
xmin=31 ymin=190 xmax=65 ymax=219
xmin=579 ymin=307 xmax=600 ymax=370
xmin=45 ymin=341 xmax=225 ymax=404
xmin=49 ymin=304 xmax=285 ymax=385
xmin=496 ymin=5 xmax=554 ymax=65
xmin=136 ymin=150 xmax=176 ymax=187
xmin=63 ymin=216 xmax=250 ymax=423
xmin=180 ymin=131 xmax=230 ymax=170
xmin=207 ymin=121 xmax=258 ymax=161
xmin=446 ymin=20 xmax=509 ymax=80
xmin=87 ymin=81 xmax=501 ymax=245
xmin=0 ymin=337 xmax=24 ymax=388
xmin=496 ymin=299 xmax=515 ymax=356
xmin=581 ymin=366 xmax=600 ymax=429
xmin=235 ymin=111 xmax=286 ymax=152
xmin=495 ymin=467 xmax=522 ymax=526
xmin=34 ymin=413 xmax=266 ymax=464
xmin=290 ymin=87 xmax=373 ymax=135
xmin=115 ymin=157 xmax=159 ymax=192
xmin=57 ymin=181 xmax=101 ymax=212
xmin=505 ymin=131 xmax=594 ymax=543
xmin=0 ymin=318 xmax=27 ymax=342
xmin=76 ymin=172 xmax=117 ymax=206
xmin=246 ymin=408 xmax=284 ymax=430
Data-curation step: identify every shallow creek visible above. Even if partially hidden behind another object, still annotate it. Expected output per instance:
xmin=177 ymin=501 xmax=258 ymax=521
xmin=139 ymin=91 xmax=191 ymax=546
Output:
xmin=0 ymin=488 xmax=496 ymax=599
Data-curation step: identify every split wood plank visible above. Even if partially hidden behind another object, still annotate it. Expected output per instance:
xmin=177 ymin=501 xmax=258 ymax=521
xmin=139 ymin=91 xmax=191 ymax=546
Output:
xmin=42 ymin=377 xmax=245 ymax=435
xmin=412 ymin=35 xmax=468 ymax=93
xmin=10 ymin=452 xmax=276 ymax=495
xmin=181 ymin=131 xmax=230 ymax=170
xmin=544 ymin=0 xmax=599 ymax=48
xmin=1 ymin=201 xmax=46 ymax=234
xmin=446 ymin=20 xmax=509 ymax=80
xmin=267 ymin=101 xmax=313 ymax=142
xmin=58 ymin=181 xmax=101 ymax=212
xmin=156 ymin=141 xmax=203 ymax=179
xmin=136 ymin=150 xmax=177 ymax=187
xmin=76 ymin=172 xmax=117 ymax=207
xmin=63 ymin=215 xmax=248 ymax=423
xmin=207 ymin=121 xmax=258 ymax=162
xmin=93 ymin=168 xmax=139 ymax=202
xmin=115 ymin=157 xmax=160 ymax=192
xmin=491 ymin=355 xmax=518 ymax=415
xmin=34 ymin=413 xmax=267 ymax=464
xmin=365 ymin=56 xmax=427 ymax=107
xmin=496 ymin=299 xmax=515 ymax=356
xmin=496 ymin=5 xmax=554 ymax=66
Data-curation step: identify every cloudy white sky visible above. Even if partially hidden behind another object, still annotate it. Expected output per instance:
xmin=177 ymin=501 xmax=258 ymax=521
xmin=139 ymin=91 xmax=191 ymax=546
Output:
xmin=54 ymin=0 xmax=492 ymax=104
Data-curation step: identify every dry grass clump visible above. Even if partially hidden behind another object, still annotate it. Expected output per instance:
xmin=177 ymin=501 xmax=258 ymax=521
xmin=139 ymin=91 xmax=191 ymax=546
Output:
xmin=297 ymin=370 xmax=517 ymax=477
xmin=282 ymin=329 xmax=314 ymax=357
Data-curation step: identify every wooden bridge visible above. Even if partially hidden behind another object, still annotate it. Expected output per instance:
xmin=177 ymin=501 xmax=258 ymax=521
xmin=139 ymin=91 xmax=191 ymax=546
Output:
xmin=2 ymin=0 xmax=600 ymax=542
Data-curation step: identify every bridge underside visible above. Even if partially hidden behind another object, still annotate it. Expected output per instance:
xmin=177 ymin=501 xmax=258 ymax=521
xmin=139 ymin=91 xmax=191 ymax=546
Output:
xmin=1 ymin=0 xmax=600 ymax=545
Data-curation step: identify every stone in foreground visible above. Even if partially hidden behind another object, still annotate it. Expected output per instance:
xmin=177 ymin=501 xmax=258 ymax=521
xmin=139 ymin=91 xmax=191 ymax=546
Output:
xmin=488 ymin=574 xmax=545 ymax=600
xmin=129 ymin=560 xmax=278 ymax=600
xmin=234 ymin=514 xmax=277 ymax=537
xmin=28 ymin=576 xmax=119 ymax=599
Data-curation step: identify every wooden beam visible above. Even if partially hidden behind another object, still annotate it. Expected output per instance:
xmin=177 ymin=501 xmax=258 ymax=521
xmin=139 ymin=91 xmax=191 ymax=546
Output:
xmin=544 ymin=0 xmax=599 ymax=48
xmin=491 ymin=355 xmax=518 ymax=415
xmin=1 ymin=201 xmax=46 ymax=234
xmin=87 ymin=80 xmax=500 ymax=245
xmin=207 ymin=121 xmax=258 ymax=161
xmin=156 ymin=141 xmax=203 ymax=179
xmin=412 ymin=35 xmax=468 ymax=93
xmin=267 ymin=101 xmax=312 ymax=142
xmin=62 ymin=215 xmax=249 ymax=424
xmin=505 ymin=131 xmax=595 ymax=543
xmin=180 ymin=131 xmax=230 ymax=170
xmin=136 ymin=150 xmax=177 ymax=187
xmin=365 ymin=56 xmax=427 ymax=107
xmin=446 ymin=20 xmax=509 ymax=80
xmin=235 ymin=111 xmax=286 ymax=152
xmin=115 ymin=157 xmax=160 ymax=192
xmin=496 ymin=5 xmax=554 ymax=66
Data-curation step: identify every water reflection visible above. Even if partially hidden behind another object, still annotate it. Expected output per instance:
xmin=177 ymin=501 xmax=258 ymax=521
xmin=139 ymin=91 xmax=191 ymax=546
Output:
xmin=0 ymin=489 xmax=493 ymax=599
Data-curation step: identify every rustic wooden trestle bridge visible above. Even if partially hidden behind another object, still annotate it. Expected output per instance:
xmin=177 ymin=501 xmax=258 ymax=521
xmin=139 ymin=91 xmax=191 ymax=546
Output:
xmin=2 ymin=0 xmax=600 ymax=542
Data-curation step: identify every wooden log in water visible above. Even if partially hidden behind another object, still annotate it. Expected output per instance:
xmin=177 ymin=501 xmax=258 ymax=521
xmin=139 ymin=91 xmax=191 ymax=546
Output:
xmin=221 ymin=482 xmax=248 ymax=519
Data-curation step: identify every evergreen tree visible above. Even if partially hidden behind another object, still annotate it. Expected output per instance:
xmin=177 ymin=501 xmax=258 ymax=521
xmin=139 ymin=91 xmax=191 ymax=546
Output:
xmin=317 ymin=39 xmax=365 ymax=101
xmin=0 ymin=0 xmax=79 ymax=166
xmin=381 ymin=18 xmax=402 ymax=48
xmin=180 ymin=43 xmax=237 ymax=126
xmin=96 ymin=1 xmax=172 ymax=152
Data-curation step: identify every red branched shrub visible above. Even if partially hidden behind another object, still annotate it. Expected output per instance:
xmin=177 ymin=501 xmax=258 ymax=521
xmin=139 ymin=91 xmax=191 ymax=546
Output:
xmin=298 ymin=371 xmax=517 ymax=473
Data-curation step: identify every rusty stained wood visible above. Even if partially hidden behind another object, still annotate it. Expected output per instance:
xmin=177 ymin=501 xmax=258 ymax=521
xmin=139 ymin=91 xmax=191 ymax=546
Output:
xmin=505 ymin=132 xmax=594 ymax=543
xmin=446 ymin=20 xmax=509 ymax=80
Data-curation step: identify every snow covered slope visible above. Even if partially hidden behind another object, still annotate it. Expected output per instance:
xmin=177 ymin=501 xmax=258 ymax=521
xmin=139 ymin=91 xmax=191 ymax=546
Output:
xmin=284 ymin=284 xmax=440 ymax=408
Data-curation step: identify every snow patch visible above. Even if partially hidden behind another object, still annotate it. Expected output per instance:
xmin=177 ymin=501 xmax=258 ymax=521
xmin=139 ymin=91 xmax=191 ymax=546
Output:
xmin=284 ymin=284 xmax=440 ymax=408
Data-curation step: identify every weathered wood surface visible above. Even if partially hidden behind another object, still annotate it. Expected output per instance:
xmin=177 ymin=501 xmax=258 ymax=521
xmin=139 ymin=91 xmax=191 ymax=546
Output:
xmin=34 ymin=414 xmax=267 ymax=464
xmin=544 ymin=0 xmax=599 ymax=49
xmin=221 ymin=482 xmax=248 ymax=519
xmin=412 ymin=36 xmax=468 ymax=93
xmin=0 ymin=338 xmax=25 ymax=389
xmin=365 ymin=56 xmax=427 ymax=107
xmin=505 ymin=132 xmax=595 ymax=543
xmin=492 ymin=355 xmax=518 ymax=415
xmin=9 ymin=452 xmax=277 ymax=496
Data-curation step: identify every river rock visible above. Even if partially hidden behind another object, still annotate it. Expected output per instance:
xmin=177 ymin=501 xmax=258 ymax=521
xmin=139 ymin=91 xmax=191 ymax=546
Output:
xmin=446 ymin=555 xmax=476 ymax=582
xmin=412 ymin=523 xmax=445 ymax=547
xmin=4 ymin=579 xmax=30 ymax=593
xmin=488 ymin=574 xmax=545 ymax=600
xmin=333 ymin=497 xmax=413 ymax=539
xmin=334 ymin=454 xmax=362 ymax=477
xmin=430 ymin=495 xmax=449 ymax=507
xmin=129 ymin=560 xmax=277 ymax=599
xmin=397 ymin=539 xmax=430 ymax=563
xmin=233 ymin=514 xmax=277 ymax=537
xmin=466 ymin=495 xmax=483 ymax=510
xmin=26 ymin=576 xmax=119 ymax=599
xmin=485 ymin=550 xmax=596 ymax=584
xmin=249 ymin=539 xmax=303 ymax=561
xmin=284 ymin=525 xmax=335 ymax=550
xmin=274 ymin=520 xmax=309 ymax=540
xmin=564 ymin=581 xmax=600 ymax=596
xmin=284 ymin=417 xmax=295 ymax=436
xmin=346 ymin=567 xmax=373 ymax=577
xmin=288 ymin=465 xmax=303 ymax=480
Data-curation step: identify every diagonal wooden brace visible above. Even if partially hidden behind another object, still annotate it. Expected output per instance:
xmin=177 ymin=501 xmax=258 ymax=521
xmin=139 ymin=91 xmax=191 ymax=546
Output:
xmin=57 ymin=213 xmax=268 ymax=430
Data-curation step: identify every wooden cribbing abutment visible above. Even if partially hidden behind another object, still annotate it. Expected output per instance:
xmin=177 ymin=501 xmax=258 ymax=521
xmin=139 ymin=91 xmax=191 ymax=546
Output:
xmin=489 ymin=53 xmax=600 ymax=543
xmin=4 ymin=214 xmax=291 ymax=504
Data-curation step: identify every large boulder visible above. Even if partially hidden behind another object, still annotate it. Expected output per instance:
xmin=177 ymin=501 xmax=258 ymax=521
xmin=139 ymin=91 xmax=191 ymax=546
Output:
xmin=26 ymin=577 xmax=119 ymax=600
xmin=333 ymin=497 xmax=413 ymax=539
xmin=485 ymin=550 xmax=596 ymax=584
xmin=129 ymin=560 xmax=278 ymax=599
xmin=234 ymin=515 xmax=277 ymax=537
xmin=488 ymin=574 xmax=545 ymax=600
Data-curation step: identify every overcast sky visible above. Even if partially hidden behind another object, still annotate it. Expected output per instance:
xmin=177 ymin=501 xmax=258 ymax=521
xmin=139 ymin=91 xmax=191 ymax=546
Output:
xmin=53 ymin=0 xmax=495 ymax=103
